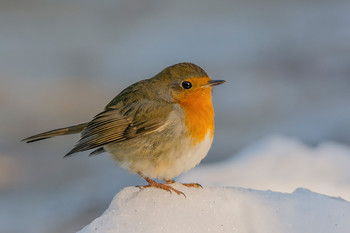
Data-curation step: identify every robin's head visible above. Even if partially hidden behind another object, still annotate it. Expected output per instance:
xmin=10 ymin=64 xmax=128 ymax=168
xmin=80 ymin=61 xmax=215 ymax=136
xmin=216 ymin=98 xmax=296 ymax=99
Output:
xmin=153 ymin=62 xmax=225 ymax=103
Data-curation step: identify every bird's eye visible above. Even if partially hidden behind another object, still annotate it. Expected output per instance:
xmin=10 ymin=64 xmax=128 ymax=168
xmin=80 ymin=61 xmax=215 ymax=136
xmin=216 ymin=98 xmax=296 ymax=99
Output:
xmin=181 ymin=81 xmax=192 ymax=89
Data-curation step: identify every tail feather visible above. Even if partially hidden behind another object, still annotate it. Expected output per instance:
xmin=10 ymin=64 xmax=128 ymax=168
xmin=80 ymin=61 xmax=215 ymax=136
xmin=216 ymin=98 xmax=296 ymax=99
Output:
xmin=88 ymin=147 xmax=106 ymax=156
xmin=22 ymin=123 xmax=88 ymax=143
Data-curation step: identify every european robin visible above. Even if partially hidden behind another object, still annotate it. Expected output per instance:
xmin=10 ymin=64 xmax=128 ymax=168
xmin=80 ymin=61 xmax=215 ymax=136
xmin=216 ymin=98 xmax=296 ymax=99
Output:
xmin=23 ymin=62 xmax=225 ymax=196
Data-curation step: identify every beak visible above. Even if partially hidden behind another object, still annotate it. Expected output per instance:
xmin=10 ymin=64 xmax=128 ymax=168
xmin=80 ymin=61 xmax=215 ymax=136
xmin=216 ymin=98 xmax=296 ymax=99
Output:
xmin=205 ymin=80 xmax=226 ymax=87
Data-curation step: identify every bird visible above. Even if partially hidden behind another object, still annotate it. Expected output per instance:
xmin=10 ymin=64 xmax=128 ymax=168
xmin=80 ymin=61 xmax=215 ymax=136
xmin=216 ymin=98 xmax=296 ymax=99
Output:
xmin=23 ymin=62 xmax=225 ymax=196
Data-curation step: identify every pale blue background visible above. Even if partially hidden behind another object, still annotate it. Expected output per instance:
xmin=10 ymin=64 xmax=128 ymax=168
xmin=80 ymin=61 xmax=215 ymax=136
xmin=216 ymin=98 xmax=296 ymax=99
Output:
xmin=1 ymin=1 xmax=350 ymax=232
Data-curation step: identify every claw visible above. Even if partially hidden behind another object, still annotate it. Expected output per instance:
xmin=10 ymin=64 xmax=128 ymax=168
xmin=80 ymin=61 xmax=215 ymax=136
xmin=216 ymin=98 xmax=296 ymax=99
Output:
xmin=138 ymin=177 xmax=186 ymax=197
xmin=182 ymin=183 xmax=203 ymax=188
xmin=137 ymin=184 xmax=171 ymax=194
xmin=165 ymin=180 xmax=202 ymax=189
xmin=164 ymin=180 xmax=176 ymax=185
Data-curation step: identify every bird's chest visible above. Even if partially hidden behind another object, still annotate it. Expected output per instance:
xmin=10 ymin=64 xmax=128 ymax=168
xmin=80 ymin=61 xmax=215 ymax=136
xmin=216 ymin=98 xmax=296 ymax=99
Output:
xmin=149 ymin=105 xmax=214 ymax=180
xmin=152 ymin=129 xmax=213 ymax=180
xmin=174 ymin=130 xmax=213 ymax=171
xmin=178 ymin=95 xmax=215 ymax=145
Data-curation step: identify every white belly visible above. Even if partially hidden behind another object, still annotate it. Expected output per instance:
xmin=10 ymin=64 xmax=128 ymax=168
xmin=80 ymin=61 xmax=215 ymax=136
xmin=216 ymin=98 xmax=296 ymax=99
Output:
xmin=156 ymin=132 xmax=213 ymax=180
xmin=105 ymin=107 xmax=214 ymax=180
xmin=106 ymin=131 xmax=213 ymax=180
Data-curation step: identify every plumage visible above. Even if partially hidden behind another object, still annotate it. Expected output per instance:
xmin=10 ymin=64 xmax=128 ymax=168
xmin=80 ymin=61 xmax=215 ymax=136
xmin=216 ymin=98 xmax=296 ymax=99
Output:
xmin=22 ymin=123 xmax=88 ymax=143
xmin=22 ymin=62 xmax=225 ymax=196
xmin=64 ymin=101 xmax=171 ymax=157
xmin=89 ymin=147 xmax=106 ymax=156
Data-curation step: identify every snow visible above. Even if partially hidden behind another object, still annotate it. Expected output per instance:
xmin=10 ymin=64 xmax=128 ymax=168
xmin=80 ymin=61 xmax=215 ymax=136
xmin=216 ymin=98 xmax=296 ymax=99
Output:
xmin=78 ymin=185 xmax=350 ymax=233
xmin=181 ymin=136 xmax=350 ymax=201
xmin=79 ymin=136 xmax=350 ymax=233
xmin=2 ymin=1 xmax=350 ymax=232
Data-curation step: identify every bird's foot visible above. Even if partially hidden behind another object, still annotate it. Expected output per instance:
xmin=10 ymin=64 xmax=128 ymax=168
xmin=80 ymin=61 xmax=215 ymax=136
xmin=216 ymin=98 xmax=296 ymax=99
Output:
xmin=138 ymin=177 xmax=186 ymax=197
xmin=181 ymin=182 xmax=203 ymax=188
xmin=165 ymin=180 xmax=202 ymax=188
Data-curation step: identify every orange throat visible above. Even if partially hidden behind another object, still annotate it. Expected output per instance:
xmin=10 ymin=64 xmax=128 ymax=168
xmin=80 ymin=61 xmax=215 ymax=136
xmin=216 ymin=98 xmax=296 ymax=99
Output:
xmin=177 ymin=88 xmax=214 ymax=145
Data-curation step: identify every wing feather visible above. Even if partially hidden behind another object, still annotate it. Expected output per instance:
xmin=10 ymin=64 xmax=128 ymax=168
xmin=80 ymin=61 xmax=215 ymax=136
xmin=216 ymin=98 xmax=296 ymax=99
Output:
xmin=64 ymin=100 xmax=172 ymax=157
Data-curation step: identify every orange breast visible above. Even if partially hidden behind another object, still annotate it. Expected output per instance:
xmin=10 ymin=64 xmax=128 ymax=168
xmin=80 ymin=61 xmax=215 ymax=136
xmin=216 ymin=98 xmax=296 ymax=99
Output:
xmin=176 ymin=86 xmax=214 ymax=145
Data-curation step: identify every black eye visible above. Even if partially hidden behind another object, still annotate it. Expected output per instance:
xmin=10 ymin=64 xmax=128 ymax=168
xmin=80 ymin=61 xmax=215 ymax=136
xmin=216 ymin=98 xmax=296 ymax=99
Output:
xmin=181 ymin=81 xmax=192 ymax=89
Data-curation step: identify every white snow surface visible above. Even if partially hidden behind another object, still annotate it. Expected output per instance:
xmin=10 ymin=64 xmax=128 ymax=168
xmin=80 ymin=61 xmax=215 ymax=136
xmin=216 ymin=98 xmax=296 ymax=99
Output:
xmin=181 ymin=136 xmax=350 ymax=201
xmin=79 ymin=185 xmax=350 ymax=233
xmin=79 ymin=136 xmax=350 ymax=233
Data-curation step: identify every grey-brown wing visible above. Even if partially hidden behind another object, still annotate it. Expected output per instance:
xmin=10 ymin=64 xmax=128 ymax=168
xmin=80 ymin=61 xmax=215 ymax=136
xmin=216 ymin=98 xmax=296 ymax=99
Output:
xmin=64 ymin=109 xmax=129 ymax=157
xmin=64 ymin=102 xmax=170 ymax=157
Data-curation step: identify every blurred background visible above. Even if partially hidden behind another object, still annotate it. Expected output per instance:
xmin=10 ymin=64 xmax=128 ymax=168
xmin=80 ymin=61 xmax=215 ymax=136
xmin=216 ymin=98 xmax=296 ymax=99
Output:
xmin=1 ymin=0 xmax=350 ymax=232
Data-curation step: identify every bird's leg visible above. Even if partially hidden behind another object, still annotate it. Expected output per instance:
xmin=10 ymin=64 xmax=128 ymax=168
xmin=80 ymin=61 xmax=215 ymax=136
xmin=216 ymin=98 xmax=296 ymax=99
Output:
xmin=164 ymin=179 xmax=175 ymax=184
xmin=164 ymin=179 xmax=202 ymax=188
xmin=181 ymin=182 xmax=203 ymax=188
xmin=137 ymin=176 xmax=186 ymax=197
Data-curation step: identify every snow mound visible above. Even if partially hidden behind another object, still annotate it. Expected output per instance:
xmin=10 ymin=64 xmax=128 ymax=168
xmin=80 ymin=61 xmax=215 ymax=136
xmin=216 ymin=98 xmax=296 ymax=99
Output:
xmin=78 ymin=185 xmax=350 ymax=233
xmin=181 ymin=136 xmax=350 ymax=201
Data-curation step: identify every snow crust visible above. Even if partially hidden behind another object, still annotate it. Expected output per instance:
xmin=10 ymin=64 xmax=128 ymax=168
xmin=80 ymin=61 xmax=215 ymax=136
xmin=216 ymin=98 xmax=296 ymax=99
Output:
xmin=78 ymin=185 xmax=350 ymax=233
xmin=79 ymin=136 xmax=350 ymax=233
xmin=181 ymin=136 xmax=350 ymax=201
